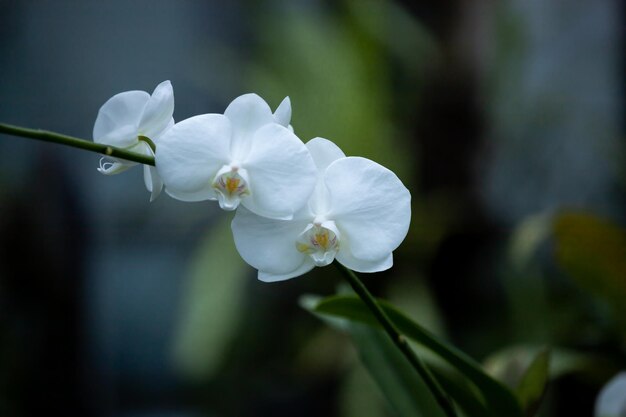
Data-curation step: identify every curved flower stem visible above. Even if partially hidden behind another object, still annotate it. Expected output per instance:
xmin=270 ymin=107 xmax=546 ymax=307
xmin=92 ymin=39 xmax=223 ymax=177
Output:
xmin=333 ymin=261 xmax=458 ymax=417
xmin=0 ymin=122 xmax=155 ymax=166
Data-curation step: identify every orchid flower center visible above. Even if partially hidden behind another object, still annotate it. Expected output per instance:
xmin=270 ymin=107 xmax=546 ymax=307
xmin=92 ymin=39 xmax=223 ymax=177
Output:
xmin=212 ymin=164 xmax=251 ymax=211
xmin=296 ymin=221 xmax=340 ymax=267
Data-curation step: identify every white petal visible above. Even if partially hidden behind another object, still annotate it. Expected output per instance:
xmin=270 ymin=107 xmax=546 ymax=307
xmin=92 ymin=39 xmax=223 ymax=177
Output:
xmin=306 ymin=137 xmax=346 ymax=172
xmin=336 ymin=249 xmax=393 ymax=273
xmin=139 ymin=80 xmax=175 ymax=140
xmin=595 ymin=372 xmax=626 ymax=417
xmin=93 ymin=90 xmax=149 ymax=147
xmin=231 ymin=206 xmax=311 ymax=276
xmin=155 ymin=114 xmax=232 ymax=199
xmin=165 ymin=186 xmax=216 ymax=202
xmin=96 ymin=124 xmax=140 ymax=148
xmin=144 ymin=164 xmax=163 ymax=202
xmin=273 ymin=96 xmax=292 ymax=127
xmin=240 ymin=124 xmax=317 ymax=219
xmin=326 ymin=157 xmax=411 ymax=261
xmin=258 ymin=261 xmax=315 ymax=282
xmin=223 ymin=93 xmax=275 ymax=160
xmin=306 ymin=137 xmax=347 ymax=215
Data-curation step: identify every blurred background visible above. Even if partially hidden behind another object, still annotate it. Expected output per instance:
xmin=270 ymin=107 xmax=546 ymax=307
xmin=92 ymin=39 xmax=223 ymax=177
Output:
xmin=0 ymin=0 xmax=624 ymax=416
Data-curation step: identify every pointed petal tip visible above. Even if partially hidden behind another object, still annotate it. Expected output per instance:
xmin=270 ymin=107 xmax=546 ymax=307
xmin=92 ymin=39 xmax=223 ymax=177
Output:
xmin=273 ymin=96 xmax=292 ymax=127
xmin=155 ymin=79 xmax=172 ymax=90
xmin=149 ymin=187 xmax=162 ymax=202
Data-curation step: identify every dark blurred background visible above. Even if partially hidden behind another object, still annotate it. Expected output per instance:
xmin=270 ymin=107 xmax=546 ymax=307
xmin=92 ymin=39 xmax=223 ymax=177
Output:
xmin=0 ymin=1 xmax=624 ymax=416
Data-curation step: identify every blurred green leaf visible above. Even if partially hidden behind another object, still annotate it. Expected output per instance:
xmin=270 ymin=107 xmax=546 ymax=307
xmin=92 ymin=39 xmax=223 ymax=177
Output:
xmin=485 ymin=345 xmax=617 ymax=392
xmin=345 ymin=0 xmax=439 ymax=72
xmin=248 ymin=6 xmax=414 ymax=184
xmin=428 ymin=365 xmax=490 ymax=417
xmin=504 ymin=213 xmax=554 ymax=342
xmin=301 ymin=295 xmax=446 ymax=416
xmin=340 ymin=364 xmax=389 ymax=417
xmin=516 ymin=348 xmax=550 ymax=417
xmin=352 ymin=324 xmax=447 ymax=417
xmin=510 ymin=213 xmax=551 ymax=269
xmin=304 ymin=294 xmax=522 ymax=417
xmin=553 ymin=212 xmax=626 ymax=321
xmin=171 ymin=216 xmax=248 ymax=380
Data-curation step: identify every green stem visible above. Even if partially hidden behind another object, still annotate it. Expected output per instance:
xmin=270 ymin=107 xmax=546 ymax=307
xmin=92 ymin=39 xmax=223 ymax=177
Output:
xmin=0 ymin=122 xmax=155 ymax=166
xmin=333 ymin=261 xmax=458 ymax=417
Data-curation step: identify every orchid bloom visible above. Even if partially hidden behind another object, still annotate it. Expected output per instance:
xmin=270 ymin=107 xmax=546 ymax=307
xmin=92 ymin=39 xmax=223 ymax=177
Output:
xmin=231 ymin=137 xmax=411 ymax=282
xmin=155 ymin=93 xmax=316 ymax=219
xmin=93 ymin=80 xmax=174 ymax=201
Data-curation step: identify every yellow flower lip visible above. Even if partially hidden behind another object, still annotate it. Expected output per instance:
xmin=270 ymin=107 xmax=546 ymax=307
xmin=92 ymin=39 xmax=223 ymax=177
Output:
xmin=212 ymin=164 xmax=251 ymax=211
xmin=296 ymin=222 xmax=340 ymax=267
xmin=225 ymin=176 xmax=241 ymax=194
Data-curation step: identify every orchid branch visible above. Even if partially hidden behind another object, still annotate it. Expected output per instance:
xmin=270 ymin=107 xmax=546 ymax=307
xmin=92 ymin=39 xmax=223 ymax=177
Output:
xmin=0 ymin=122 xmax=155 ymax=166
xmin=333 ymin=261 xmax=458 ymax=417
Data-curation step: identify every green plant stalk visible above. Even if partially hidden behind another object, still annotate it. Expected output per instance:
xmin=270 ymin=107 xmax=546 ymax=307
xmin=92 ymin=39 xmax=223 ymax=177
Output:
xmin=333 ymin=261 xmax=458 ymax=417
xmin=0 ymin=122 xmax=155 ymax=166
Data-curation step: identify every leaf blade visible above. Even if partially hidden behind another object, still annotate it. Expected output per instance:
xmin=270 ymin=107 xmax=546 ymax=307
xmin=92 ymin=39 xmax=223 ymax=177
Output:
xmin=311 ymin=294 xmax=522 ymax=417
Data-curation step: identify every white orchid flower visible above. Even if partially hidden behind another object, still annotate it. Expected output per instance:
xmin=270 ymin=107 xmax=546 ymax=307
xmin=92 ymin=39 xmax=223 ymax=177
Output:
xmin=231 ymin=137 xmax=411 ymax=282
xmin=155 ymin=93 xmax=316 ymax=219
xmin=93 ymin=80 xmax=174 ymax=201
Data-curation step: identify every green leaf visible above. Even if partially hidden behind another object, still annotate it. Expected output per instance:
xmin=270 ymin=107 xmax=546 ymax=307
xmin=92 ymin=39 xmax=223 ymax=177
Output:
xmin=428 ymin=366 xmax=490 ymax=417
xmin=248 ymin=7 xmax=415 ymax=184
xmin=307 ymin=294 xmax=522 ymax=417
xmin=350 ymin=323 xmax=448 ymax=417
xmin=171 ymin=216 xmax=248 ymax=380
xmin=516 ymin=348 xmax=551 ymax=417
xmin=553 ymin=212 xmax=626 ymax=320
xmin=485 ymin=345 xmax=618 ymax=392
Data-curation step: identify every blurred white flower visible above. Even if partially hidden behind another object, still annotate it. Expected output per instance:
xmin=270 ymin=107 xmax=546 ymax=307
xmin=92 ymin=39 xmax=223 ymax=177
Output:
xmin=595 ymin=372 xmax=626 ymax=417
xmin=93 ymin=80 xmax=174 ymax=201
xmin=232 ymin=137 xmax=411 ymax=282
xmin=155 ymin=93 xmax=316 ymax=219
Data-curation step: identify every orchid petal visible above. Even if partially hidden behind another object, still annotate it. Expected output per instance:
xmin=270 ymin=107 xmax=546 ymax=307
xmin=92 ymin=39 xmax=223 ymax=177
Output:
xmin=231 ymin=206 xmax=310 ymax=276
xmin=326 ymin=157 xmax=411 ymax=261
xmin=224 ymin=93 xmax=275 ymax=160
xmin=130 ymin=140 xmax=163 ymax=201
xmin=306 ymin=137 xmax=346 ymax=172
xmin=336 ymin=248 xmax=393 ymax=273
xmin=595 ymin=372 xmax=626 ymax=417
xmin=144 ymin=164 xmax=163 ymax=202
xmin=138 ymin=80 xmax=175 ymax=140
xmin=258 ymin=261 xmax=315 ymax=282
xmin=273 ymin=96 xmax=292 ymax=127
xmin=241 ymin=124 xmax=317 ymax=219
xmin=165 ymin=186 xmax=216 ymax=202
xmin=155 ymin=114 xmax=231 ymax=200
xmin=93 ymin=90 xmax=149 ymax=147
xmin=96 ymin=124 xmax=139 ymax=148
xmin=306 ymin=137 xmax=347 ymax=215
